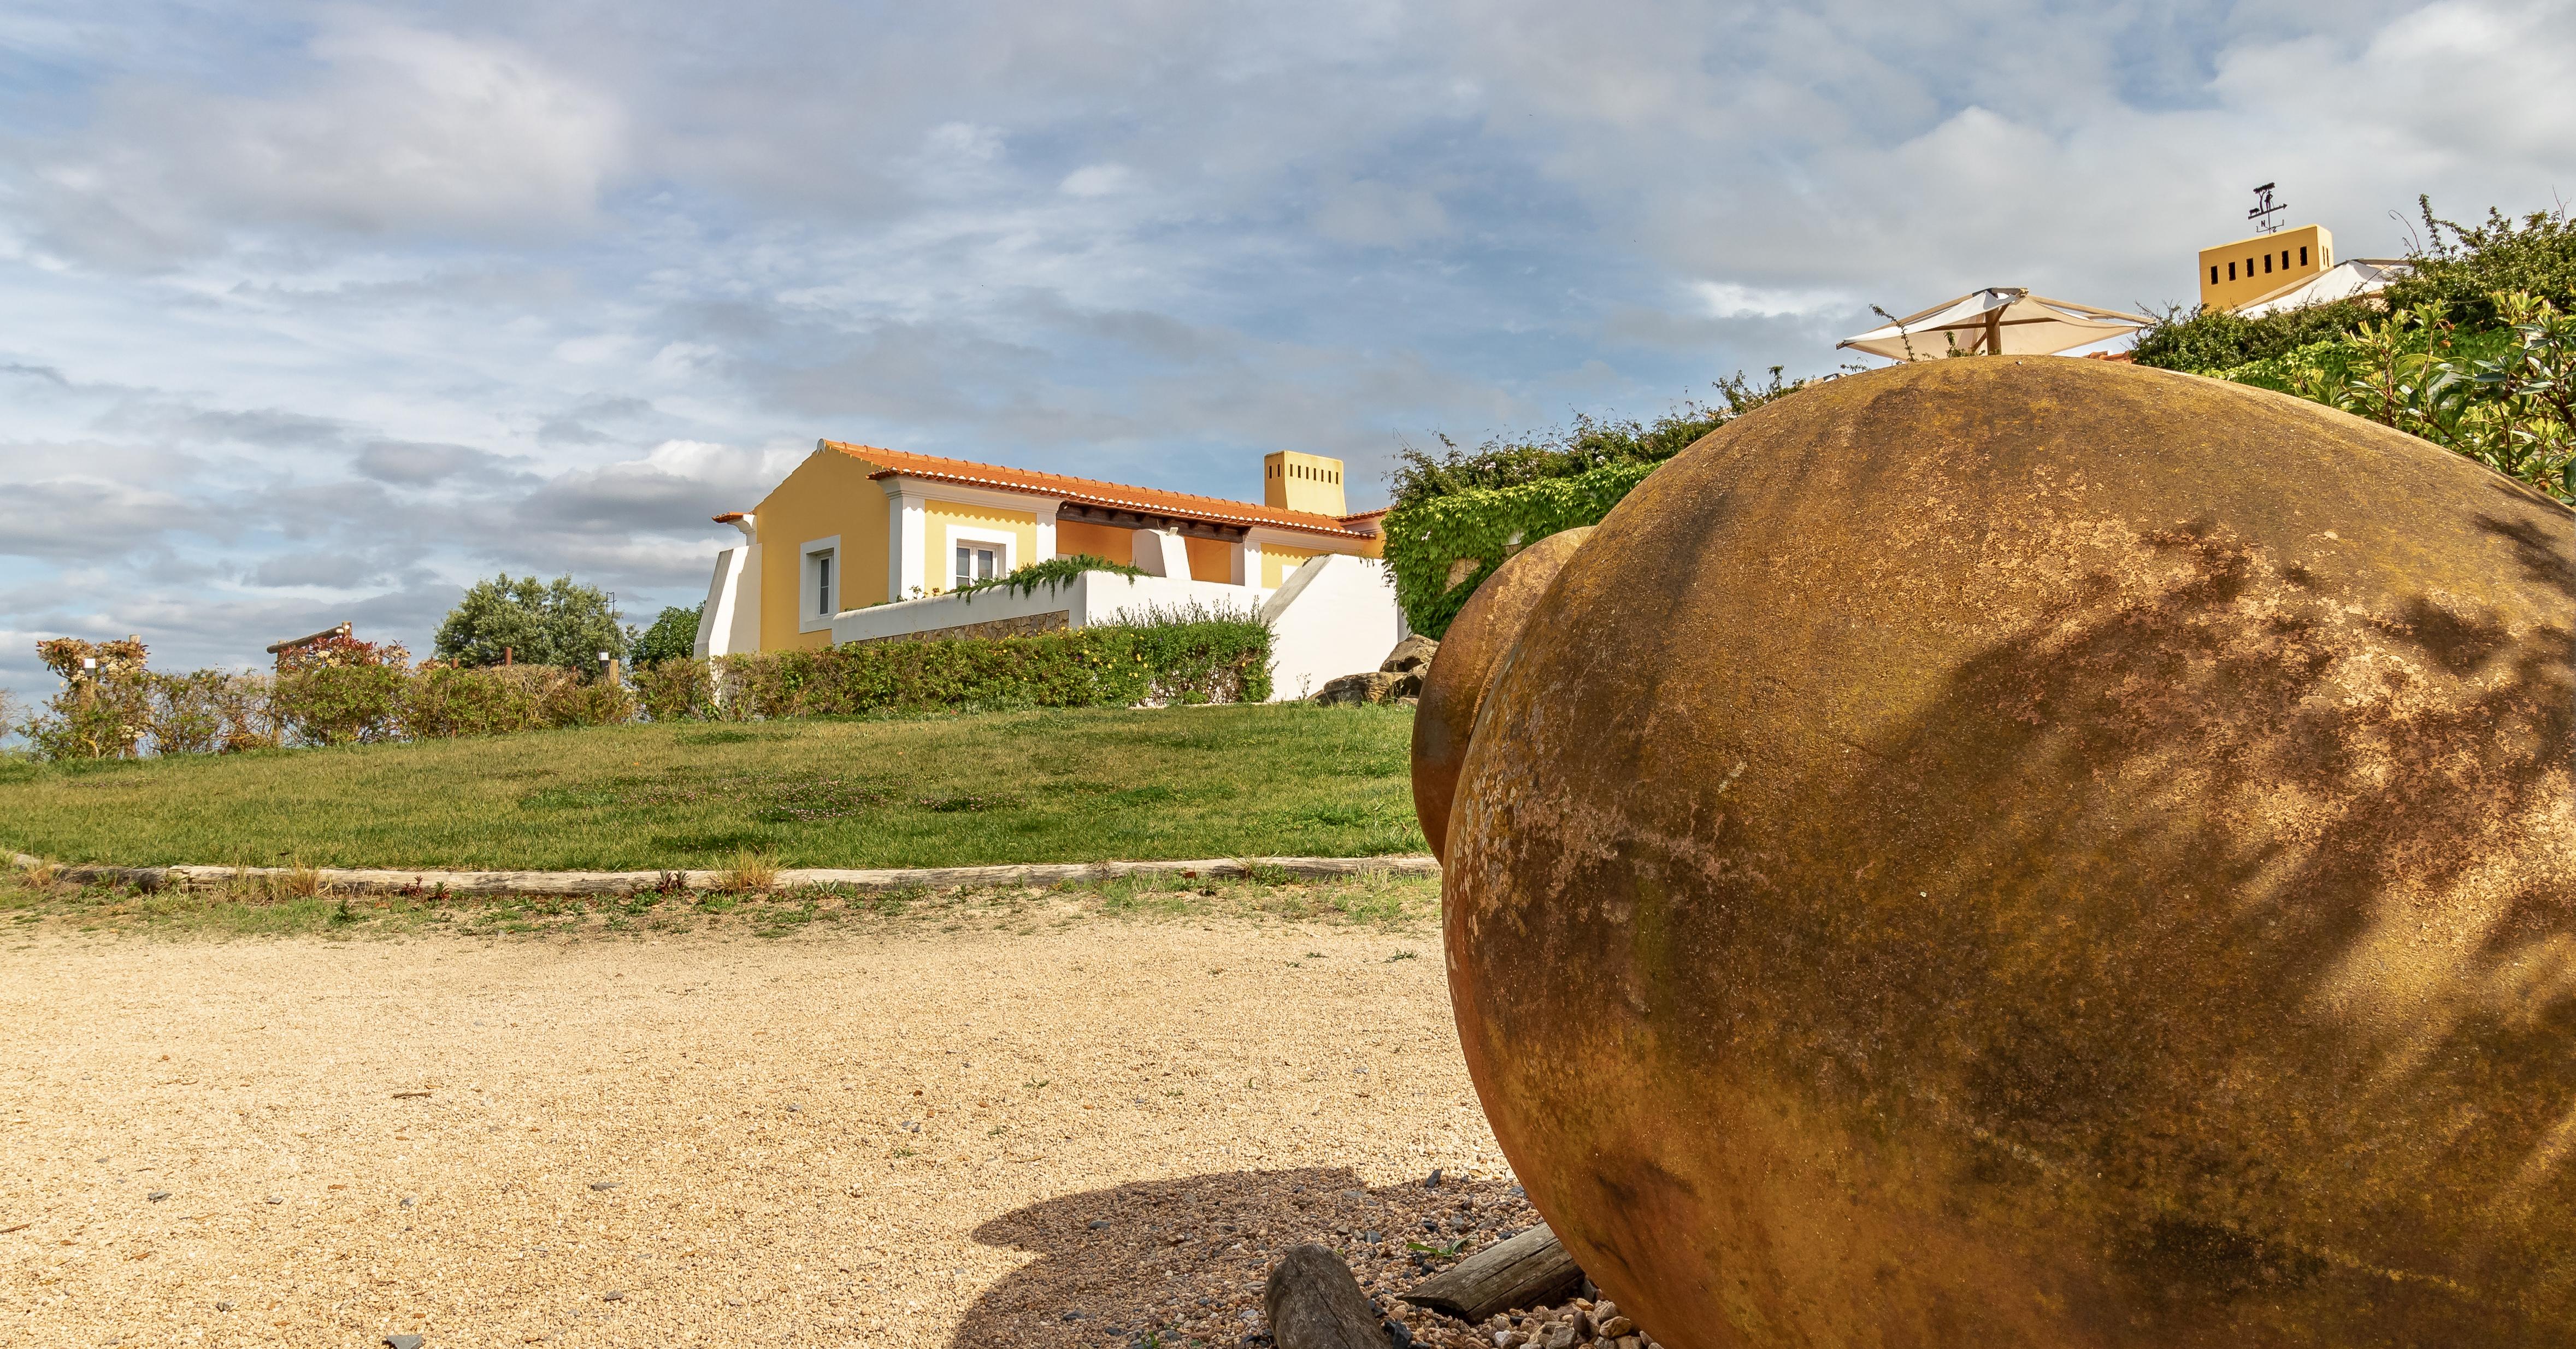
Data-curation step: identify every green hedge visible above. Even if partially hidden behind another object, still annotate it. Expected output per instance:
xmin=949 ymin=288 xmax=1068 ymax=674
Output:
xmin=1381 ymin=460 xmax=1658 ymax=638
xmin=635 ymin=616 xmax=1272 ymax=722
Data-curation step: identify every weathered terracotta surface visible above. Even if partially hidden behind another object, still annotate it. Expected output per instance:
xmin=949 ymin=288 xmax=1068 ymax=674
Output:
xmin=1412 ymin=527 xmax=1593 ymax=862
xmin=1442 ymin=358 xmax=2576 ymax=1347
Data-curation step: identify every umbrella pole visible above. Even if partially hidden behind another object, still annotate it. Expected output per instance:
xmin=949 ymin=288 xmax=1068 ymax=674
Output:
xmin=1984 ymin=309 xmax=2002 ymax=355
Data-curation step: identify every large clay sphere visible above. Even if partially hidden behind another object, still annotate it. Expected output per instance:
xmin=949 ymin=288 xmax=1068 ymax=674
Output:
xmin=1412 ymin=526 xmax=1593 ymax=862
xmin=1443 ymin=358 xmax=2576 ymax=1347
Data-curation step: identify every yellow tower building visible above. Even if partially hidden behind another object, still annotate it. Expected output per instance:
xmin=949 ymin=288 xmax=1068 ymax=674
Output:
xmin=1263 ymin=451 xmax=1348 ymax=516
xmin=2199 ymin=224 xmax=2334 ymax=312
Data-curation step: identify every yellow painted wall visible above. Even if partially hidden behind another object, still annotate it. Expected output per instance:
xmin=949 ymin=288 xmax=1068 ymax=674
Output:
xmin=924 ymin=498 xmax=1038 ymax=592
xmin=753 ymin=446 xmax=892 ymax=650
xmin=1054 ymin=520 xmax=1134 ymax=564
xmin=2198 ymin=224 xmax=2333 ymax=311
xmin=1260 ymin=544 xmax=1320 ymax=588
xmin=1184 ymin=537 xmax=1234 ymax=583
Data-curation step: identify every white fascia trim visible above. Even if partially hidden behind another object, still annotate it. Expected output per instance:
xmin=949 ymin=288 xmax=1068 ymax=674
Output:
xmin=891 ymin=475 xmax=1060 ymax=521
xmin=798 ymin=534 xmax=843 ymax=632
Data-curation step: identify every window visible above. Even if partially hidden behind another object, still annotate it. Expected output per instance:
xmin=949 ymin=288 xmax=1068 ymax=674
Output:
xmin=954 ymin=542 xmax=1003 ymax=588
xmin=2263 ymin=254 xmax=2273 ymax=274
xmin=797 ymin=536 xmax=842 ymax=631
xmin=2227 ymin=262 xmax=2236 ymax=280
xmin=2210 ymin=266 xmax=2220 ymax=284
xmin=2299 ymin=245 xmax=2309 ymax=266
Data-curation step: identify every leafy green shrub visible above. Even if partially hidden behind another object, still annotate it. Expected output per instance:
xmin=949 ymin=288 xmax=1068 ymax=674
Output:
xmin=1381 ymin=460 xmax=1658 ymax=638
xmin=2248 ymin=292 xmax=2576 ymax=502
xmin=274 ymin=664 xmax=409 ymax=747
xmin=2385 ymin=200 xmax=2576 ymax=329
xmin=2130 ymin=298 xmax=2382 ymax=374
xmin=1388 ymin=369 xmax=1805 ymax=509
xmin=633 ymin=656 xmax=721 ymax=723
xmin=149 ymin=671 xmax=279 ymax=755
xmin=667 ymin=614 xmax=1272 ymax=720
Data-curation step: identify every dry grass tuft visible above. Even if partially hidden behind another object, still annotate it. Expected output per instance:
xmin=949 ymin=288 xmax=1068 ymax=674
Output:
xmin=722 ymin=849 xmax=781 ymax=894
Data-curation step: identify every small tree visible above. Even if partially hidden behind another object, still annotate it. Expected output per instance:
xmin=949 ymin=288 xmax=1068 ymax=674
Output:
xmin=433 ymin=574 xmax=627 ymax=672
xmin=630 ymin=605 xmax=703 ymax=665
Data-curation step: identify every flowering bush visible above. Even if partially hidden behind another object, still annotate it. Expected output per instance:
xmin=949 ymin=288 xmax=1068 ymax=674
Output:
xmin=26 ymin=637 xmax=154 ymax=759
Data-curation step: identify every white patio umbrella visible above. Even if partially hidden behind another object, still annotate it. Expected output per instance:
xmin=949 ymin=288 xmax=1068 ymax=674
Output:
xmin=1839 ymin=288 xmax=2151 ymax=362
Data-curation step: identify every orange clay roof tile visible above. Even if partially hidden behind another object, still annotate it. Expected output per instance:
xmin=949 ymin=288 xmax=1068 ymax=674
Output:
xmin=821 ymin=441 xmax=1379 ymax=538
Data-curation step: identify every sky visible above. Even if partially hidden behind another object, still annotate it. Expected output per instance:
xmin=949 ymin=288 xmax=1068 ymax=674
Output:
xmin=3 ymin=0 xmax=2572 ymax=703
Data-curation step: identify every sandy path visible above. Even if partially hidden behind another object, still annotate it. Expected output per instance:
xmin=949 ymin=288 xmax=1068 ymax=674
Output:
xmin=0 ymin=921 xmax=1516 ymax=1348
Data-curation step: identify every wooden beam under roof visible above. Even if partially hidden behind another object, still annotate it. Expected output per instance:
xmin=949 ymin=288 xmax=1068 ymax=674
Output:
xmin=1054 ymin=502 xmax=1246 ymax=543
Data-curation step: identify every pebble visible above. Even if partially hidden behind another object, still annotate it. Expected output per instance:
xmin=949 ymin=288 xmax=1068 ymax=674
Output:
xmin=602 ymin=1290 xmax=625 ymax=1301
xmin=146 ymin=1191 xmax=170 ymax=1202
xmin=384 ymin=1335 xmax=425 ymax=1349
xmin=588 ymin=1181 xmax=620 ymax=1191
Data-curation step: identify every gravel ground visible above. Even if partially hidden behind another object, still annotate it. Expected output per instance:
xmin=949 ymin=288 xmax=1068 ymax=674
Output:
xmin=0 ymin=916 xmax=1524 ymax=1348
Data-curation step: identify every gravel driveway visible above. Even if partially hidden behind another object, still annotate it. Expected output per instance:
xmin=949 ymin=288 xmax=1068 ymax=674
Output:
xmin=1 ymin=917 xmax=1516 ymax=1347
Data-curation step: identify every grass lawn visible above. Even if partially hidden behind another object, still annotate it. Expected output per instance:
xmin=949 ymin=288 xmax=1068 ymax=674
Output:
xmin=0 ymin=703 xmax=1423 ymax=870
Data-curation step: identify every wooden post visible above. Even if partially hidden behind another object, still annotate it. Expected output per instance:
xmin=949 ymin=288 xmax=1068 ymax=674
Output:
xmin=1400 ymin=1222 xmax=1584 ymax=1324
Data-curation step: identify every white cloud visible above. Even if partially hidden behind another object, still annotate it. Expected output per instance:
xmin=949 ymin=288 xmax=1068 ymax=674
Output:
xmin=2 ymin=0 xmax=2571 ymax=684
xmin=1060 ymin=163 xmax=1133 ymax=197
xmin=13 ymin=18 xmax=626 ymax=266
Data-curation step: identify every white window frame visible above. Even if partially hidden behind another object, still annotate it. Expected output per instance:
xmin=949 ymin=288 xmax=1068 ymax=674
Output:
xmin=943 ymin=524 xmax=1016 ymax=592
xmin=799 ymin=535 xmax=842 ymax=632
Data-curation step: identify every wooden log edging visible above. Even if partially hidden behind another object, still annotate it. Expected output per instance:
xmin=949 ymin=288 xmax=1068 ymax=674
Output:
xmin=7 ymin=851 xmax=1439 ymax=898
xmin=1400 ymin=1221 xmax=1584 ymax=1324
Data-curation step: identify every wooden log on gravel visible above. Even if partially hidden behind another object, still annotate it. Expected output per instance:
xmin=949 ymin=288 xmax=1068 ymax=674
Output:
xmin=9 ymin=852 xmax=1438 ymax=898
xmin=1264 ymin=1242 xmax=1392 ymax=1349
xmin=1399 ymin=1221 xmax=1584 ymax=1324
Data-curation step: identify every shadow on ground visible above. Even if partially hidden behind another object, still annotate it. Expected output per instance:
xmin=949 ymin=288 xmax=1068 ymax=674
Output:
xmin=951 ymin=1167 xmax=1535 ymax=1348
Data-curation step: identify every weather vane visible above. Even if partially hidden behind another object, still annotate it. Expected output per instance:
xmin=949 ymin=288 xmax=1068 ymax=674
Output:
xmin=2248 ymin=182 xmax=2286 ymax=234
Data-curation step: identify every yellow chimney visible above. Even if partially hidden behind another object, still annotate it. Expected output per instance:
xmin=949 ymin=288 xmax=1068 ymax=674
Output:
xmin=1263 ymin=451 xmax=1347 ymax=516
xmin=2198 ymin=224 xmax=2333 ymax=313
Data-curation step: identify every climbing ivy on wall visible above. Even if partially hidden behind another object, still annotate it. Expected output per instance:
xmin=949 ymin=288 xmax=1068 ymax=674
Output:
xmin=1380 ymin=460 xmax=1659 ymax=639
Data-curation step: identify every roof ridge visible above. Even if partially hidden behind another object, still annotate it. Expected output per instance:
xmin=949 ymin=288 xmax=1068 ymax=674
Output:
xmin=820 ymin=440 xmax=1375 ymax=538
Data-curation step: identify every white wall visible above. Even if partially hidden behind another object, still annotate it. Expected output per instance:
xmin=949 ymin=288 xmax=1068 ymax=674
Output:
xmin=829 ymin=572 xmax=1271 ymax=644
xmin=693 ymin=542 xmax=762 ymax=658
xmin=1259 ymin=555 xmax=1405 ymax=702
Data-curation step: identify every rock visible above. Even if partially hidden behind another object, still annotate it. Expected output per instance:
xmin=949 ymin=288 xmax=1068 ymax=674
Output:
xmin=588 ymin=1181 xmax=620 ymax=1191
xmin=1596 ymin=1315 xmax=1633 ymax=1337
xmin=1264 ymin=1242 xmax=1393 ymax=1348
xmin=1314 ymin=671 xmax=1404 ymax=706
xmin=1423 ymin=1168 xmax=1442 ymax=1189
xmin=146 ymin=1191 xmax=170 ymax=1201
xmin=1441 ymin=360 xmax=2576 ymax=1344
xmin=384 ymin=1335 xmax=425 ymax=1349
xmin=1380 ymin=635 xmax=1439 ymax=676
xmin=602 ymin=1291 xmax=624 ymax=1301
xmin=1408 ymin=527 xmax=1592 ymax=862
